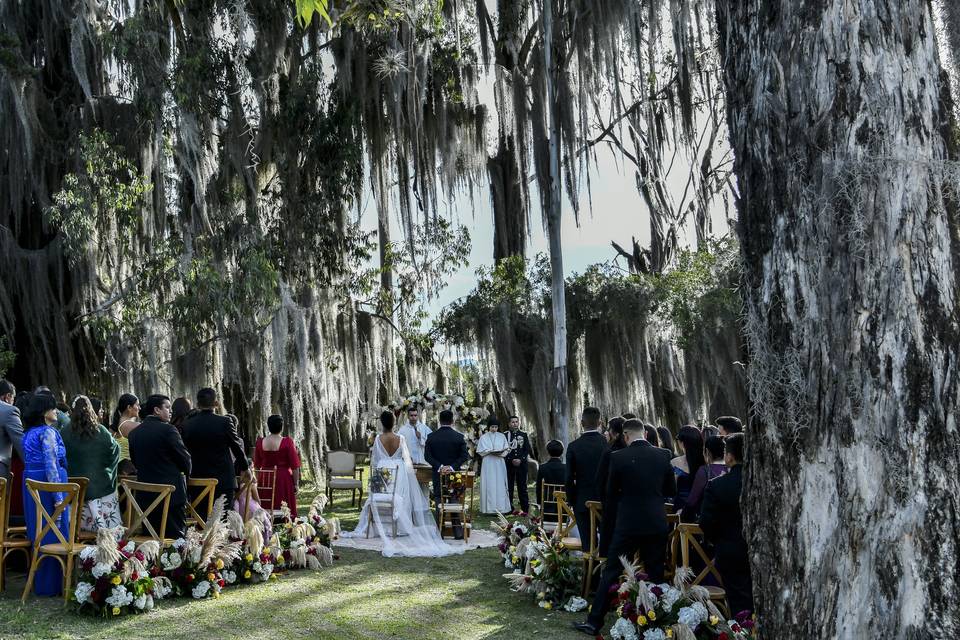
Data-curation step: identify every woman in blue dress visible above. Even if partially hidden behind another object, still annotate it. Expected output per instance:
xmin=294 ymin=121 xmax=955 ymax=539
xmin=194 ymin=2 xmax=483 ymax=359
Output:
xmin=22 ymin=393 xmax=70 ymax=596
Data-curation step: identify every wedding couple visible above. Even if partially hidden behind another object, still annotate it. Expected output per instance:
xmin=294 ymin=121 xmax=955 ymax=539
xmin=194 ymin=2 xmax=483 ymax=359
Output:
xmin=342 ymin=409 xmax=469 ymax=557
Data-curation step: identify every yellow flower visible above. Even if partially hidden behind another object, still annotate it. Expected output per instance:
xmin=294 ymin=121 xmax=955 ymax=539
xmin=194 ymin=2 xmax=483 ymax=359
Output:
xmin=244 ymin=570 xmax=252 ymax=579
xmin=277 ymin=555 xmax=285 ymax=565
xmin=270 ymin=573 xmax=278 ymax=581
xmin=207 ymin=572 xmax=216 ymax=581
xmin=709 ymin=615 xmax=720 ymax=626
xmin=112 ymin=606 xmax=121 ymax=616
xmin=285 ymin=523 xmax=292 ymax=529
xmin=665 ymin=630 xmax=672 ymax=638
xmin=537 ymin=592 xmax=546 ymax=599
xmin=245 ymin=554 xmax=253 ymax=562
xmin=110 ymin=575 xmax=122 ymax=585
xmin=637 ymin=615 xmax=648 ymax=626
xmin=215 ymin=559 xmax=224 ymax=570
xmin=543 ymin=602 xmax=552 ymax=610
xmin=214 ymin=591 xmax=220 ymax=599
xmin=648 ymin=610 xmax=656 ymax=620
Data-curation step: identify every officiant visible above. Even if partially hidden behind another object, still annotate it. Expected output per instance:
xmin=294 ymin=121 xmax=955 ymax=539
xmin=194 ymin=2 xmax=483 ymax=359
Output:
xmin=476 ymin=421 xmax=511 ymax=514
xmin=398 ymin=406 xmax=431 ymax=465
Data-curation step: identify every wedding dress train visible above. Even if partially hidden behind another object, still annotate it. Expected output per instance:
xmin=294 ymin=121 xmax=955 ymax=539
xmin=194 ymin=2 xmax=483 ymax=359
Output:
xmin=342 ymin=434 xmax=465 ymax=558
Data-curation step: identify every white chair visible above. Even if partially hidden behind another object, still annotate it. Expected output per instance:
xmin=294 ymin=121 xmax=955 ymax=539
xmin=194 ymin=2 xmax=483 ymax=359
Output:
xmin=364 ymin=464 xmax=399 ymax=538
xmin=326 ymin=451 xmax=364 ymax=507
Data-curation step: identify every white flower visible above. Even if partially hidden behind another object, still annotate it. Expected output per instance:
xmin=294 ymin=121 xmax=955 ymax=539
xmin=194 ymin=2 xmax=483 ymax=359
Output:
xmin=610 ymin=617 xmax=639 ymax=640
xmin=172 ymin=538 xmax=187 ymax=550
xmin=79 ymin=546 xmax=97 ymax=562
xmin=678 ymin=601 xmax=709 ymax=628
xmin=133 ymin=594 xmax=147 ymax=610
xmin=123 ymin=541 xmax=136 ymax=553
xmin=642 ymin=629 xmax=666 ymax=640
xmin=74 ymin=582 xmax=94 ymax=604
xmin=533 ymin=562 xmax=545 ymax=576
xmin=160 ymin=551 xmax=182 ymax=570
xmin=91 ymin=562 xmax=112 ymax=578
xmin=153 ymin=581 xmax=171 ymax=599
xmin=191 ymin=581 xmax=211 ymax=599
xmin=106 ymin=585 xmax=134 ymax=608
xmin=503 ymin=558 xmax=514 ymax=568
xmin=144 ymin=595 xmax=154 ymax=610
xmin=187 ymin=547 xmax=202 ymax=564
xmin=222 ymin=569 xmax=237 ymax=584
xmin=563 ymin=596 xmax=588 ymax=612
xmin=661 ymin=586 xmax=682 ymax=609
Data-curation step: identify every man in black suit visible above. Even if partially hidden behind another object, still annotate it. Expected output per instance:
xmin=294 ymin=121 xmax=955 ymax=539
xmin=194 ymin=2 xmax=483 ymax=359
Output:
xmin=564 ymin=406 xmax=607 ymax=548
xmin=424 ymin=409 xmax=470 ymax=538
xmin=182 ymin=387 xmax=250 ymax=506
xmin=129 ymin=394 xmax=192 ymax=538
xmin=505 ymin=415 xmax=532 ymax=515
xmin=575 ymin=419 xmax=677 ymax=636
xmin=535 ymin=439 xmax=566 ymax=519
xmin=716 ymin=415 xmax=743 ymax=436
xmin=699 ymin=432 xmax=753 ymax=615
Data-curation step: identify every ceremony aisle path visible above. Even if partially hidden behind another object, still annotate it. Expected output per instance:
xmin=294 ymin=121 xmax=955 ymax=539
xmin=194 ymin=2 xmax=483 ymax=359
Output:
xmin=0 ymin=482 xmax=585 ymax=640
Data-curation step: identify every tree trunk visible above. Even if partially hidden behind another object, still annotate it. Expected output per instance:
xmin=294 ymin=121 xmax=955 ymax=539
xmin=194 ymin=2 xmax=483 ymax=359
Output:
xmin=542 ymin=0 xmax=569 ymax=448
xmin=717 ymin=0 xmax=960 ymax=636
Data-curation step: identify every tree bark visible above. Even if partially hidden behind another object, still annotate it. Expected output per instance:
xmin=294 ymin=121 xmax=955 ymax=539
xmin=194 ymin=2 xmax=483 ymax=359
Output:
xmin=717 ymin=0 xmax=960 ymax=636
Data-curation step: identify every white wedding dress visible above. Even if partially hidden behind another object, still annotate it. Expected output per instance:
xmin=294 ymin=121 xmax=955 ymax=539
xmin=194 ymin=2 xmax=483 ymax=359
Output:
xmin=342 ymin=434 xmax=464 ymax=558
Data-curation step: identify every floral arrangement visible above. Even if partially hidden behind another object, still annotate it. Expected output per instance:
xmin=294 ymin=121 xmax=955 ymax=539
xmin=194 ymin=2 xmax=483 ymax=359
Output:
xmin=607 ymin=560 xmax=757 ymax=640
xmin=493 ymin=512 xmax=543 ymax=572
xmin=158 ymin=503 xmax=241 ymax=599
xmin=271 ymin=499 xmax=335 ymax=571
xmin=442 ymin=471 xmax=467 ymax=502
xmin=73 ymin=528 xmax=171 ymax=616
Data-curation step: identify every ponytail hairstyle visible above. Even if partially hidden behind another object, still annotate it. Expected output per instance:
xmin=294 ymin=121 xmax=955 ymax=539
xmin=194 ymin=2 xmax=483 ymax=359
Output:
xmin=110 ymin=393 xmax=139 ymax=433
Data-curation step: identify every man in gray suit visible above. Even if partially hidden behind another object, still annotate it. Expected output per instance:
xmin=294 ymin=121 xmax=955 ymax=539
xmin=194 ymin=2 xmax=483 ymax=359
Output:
xmin=0 ymin=379 xmax=24 ymax=480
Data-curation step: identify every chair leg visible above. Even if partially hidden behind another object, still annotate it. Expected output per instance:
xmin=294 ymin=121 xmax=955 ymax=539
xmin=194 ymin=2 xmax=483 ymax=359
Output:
xmin=21 ymin=553 xmax=40 ymax=603
xmin=0 ymin=550 xmax=6 ymax=592
xmin=582 ymin=557 xmax=594 ymax=597
xmin=64 ymin=553 xmax=76 ymax=604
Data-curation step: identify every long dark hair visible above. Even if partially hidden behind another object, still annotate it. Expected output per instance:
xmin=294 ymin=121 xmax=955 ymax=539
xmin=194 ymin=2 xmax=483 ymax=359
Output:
xmin=70 ymin=395 xmax=101 ymax=438
xmin=23 ymin=394 xmax=57 ymax=428
xmin=607 ymin=416 xmax=627 ymax=451
xmin=110 ymin=393 xmax=139 ymax=433
xmin=171 ymin=397 xmax=192 ymax=429
xmin=656 ymin=426 xmax=675 ymax=454
xmin=677 ymin=425 xmax=706 ymax=476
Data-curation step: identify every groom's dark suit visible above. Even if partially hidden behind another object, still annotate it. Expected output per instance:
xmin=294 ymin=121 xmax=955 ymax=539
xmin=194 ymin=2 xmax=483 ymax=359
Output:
xmin=424 ymin=425 xmax=470 ymax=537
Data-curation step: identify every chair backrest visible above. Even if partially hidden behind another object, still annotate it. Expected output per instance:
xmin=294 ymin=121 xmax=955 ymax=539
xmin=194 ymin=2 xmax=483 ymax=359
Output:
xmin=677 ymin=523 xmax=724 ymax=586
xmin=540 ymin=482 xmax=564 ymax=516
xmin=67 ymin=476 xmax=90 ymax=538
xmin=120 ymin=479 xmax=174 ymax=540
xmin=0 ymin=477 xmax=8 ymax=542
xmin=585 ymin=500 xmax=603 ymax=557
xmin=185 ymin=478 xmax=218 ymax=529
xmin=371 ymin=463 xmax=400 ymax=496
xmin=553 ymin=490 xmax=577 ymax=537
xmin=254 ymin=468 xmax=278 ymax=510
xmin=327 ymin=451 xmax=357 ymax=476
xmin=24 ymin=479 xmax=81 ymax=551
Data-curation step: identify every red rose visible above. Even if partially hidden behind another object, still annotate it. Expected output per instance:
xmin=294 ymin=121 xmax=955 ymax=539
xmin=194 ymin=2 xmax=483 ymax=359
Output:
xmin=131 ymin=572 xmax=139 ymax=581
xmin=218 ymin=579 xmax=225 ymax=588
xmin=718 ymin=634 xmax=729 ymax=640
xmin=187 ymin=573 xmax=195 ymax=582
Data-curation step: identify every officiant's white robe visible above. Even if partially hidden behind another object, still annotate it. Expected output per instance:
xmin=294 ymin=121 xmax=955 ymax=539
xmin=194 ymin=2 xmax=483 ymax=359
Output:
xmin=477 ymin=431 xmax=511 ymax=514
xmin=398 ymin=421 xmax=432 ymax=465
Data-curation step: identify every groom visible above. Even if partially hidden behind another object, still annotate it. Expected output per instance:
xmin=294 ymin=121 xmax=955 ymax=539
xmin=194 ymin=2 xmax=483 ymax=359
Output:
xmin=424 ymin=409 xmax=470 ymax=539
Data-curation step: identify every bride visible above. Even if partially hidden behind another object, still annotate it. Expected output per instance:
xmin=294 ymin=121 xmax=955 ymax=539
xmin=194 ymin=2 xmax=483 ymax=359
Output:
xmin=342 ymin=411 xmax=464 ymax=557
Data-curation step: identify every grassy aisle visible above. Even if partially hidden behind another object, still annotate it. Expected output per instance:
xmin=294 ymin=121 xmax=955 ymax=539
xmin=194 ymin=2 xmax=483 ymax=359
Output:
xmin=0 ymin=481 xmax=586 ymax=639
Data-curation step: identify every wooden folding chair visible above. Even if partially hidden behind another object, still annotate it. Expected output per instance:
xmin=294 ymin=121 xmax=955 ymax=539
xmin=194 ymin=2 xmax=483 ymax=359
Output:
xmin=21 ymin=479 xmax=87 ymax=603
xmin=538 ymin=482 xmax=564 ymax=534
xmin=665 ymin=503 xmax=681 ymax=579
xmin=1 ymin=477 xmax=31 ymax=592
xmin=553 ymin=490 xmax=582 ymax=552
xmin=254 ymin=468 xmax=278 ymax=515
xmin=438 ymin=471 xmax=475 ymax=543
xmin=65 ymin=476 xmax=95 ymax=542
xmin=120 ymin=479 xmax=174 ymax=543
xmin=185 ymin=478 xmax=218 ymax=530
xmin=677 ymin=523 xmax=729 ymax=616
xmin=581 ymin=500 xmax=605 ymax=596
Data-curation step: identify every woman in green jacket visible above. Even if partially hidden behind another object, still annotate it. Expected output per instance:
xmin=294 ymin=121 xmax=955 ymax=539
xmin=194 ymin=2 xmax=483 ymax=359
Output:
xmin=61 ymin=395 xmax=121 ymax=531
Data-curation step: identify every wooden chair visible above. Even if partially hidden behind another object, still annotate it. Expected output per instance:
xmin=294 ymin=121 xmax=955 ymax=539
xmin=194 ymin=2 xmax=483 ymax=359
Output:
xmin=581 ymin=499 xmax=605 ymax=597
xmin=326 ymin=451 xmax=364 ymax=507
xmin=677 ymin=523 xmax=729 ymax=616
xmin=254 ymin=468 xmax=279 ymax=515
xmin=665 ymin=504 xmax=681 ymax=579
xmin=364 ymin=465 xmax=400 ymax=538
xmin=120 ymin=479 xmax=174 ymax=543
xmin=552 ymin=490 xmax=582 ymax=552
xmin=4 ymin=471 xmax=26 ymax=541
xmin=1 ymin=477 xmax=31 ymax=592
xmin=537 ymin=482 xmax=564 ymax=534
xmin=65 ymin=476 xmax=95 ymax=543
xmin=21 ymin=479 xmax=87 ymax=603
xmin=438 ymin=471 xmax=475 ymax=543
xmin=185 ymin=478 xmax=218 ymax=530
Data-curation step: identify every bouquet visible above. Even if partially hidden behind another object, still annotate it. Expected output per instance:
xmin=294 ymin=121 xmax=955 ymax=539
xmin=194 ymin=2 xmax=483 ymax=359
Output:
xmin=494 ymin=513 xmax=581 ymax=609
xmin=441 ymin=471 xmax=467 ymax=502
xmin=73 ymin=528 xmax=170 ymax=616
xmin=607 ymin=561 xmax=757 ymax=640
xmin=271 ymin=499 xmax=336 ymax=570
xmin=158 ymin=497 xmax=242 ymax=598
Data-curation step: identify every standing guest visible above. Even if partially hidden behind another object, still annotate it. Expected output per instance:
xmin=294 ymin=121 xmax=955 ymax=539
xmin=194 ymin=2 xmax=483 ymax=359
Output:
xmin=671 ymin=425 xmax=706 ymax=512
xmin=594 ymin=416 xmax=627 ymax=554
xmin=424 ymin=410 xmax=470 ymax=538
xmin=476 ymin=421 xmax=510 ymax=514
xmin=504 ymin=415 xmax=532 ymax=516
xmin=0 ymin=379 xmax=24 ymax=480
xmin=700 ymin=433 xmax=753 ymax=615
xmin=535 ymin=440 xmax=566 ymax=519
xmin=657 ymin=426 xmax=675 ymax=455
xmin=111 ymin=393 xmax=140 ymax=476
xmin=644 ymin=423 xmax=673 ymax=463
xmin=716 ymin=415 xmax=743 ymax=436
xmin=254 ymin=414 xmax=301 ymax=516
xmin=170 ymin=397 xmax=193 ymax=433
xmin=703 ymin=425 xmax=720 ymax=439
xmin=397 ymin=406 xmax=432 ymax=465
xmin=182 ymin=387 xmax=250 ymax=506
xmin=21 ymin=393 xmax=70 ymax=596
xmin=681 ymin=435 xmax=727 ymax=522
xmin=564 ymin=407 xmax=607 ymax=549
xmin=128 ymin=395 xmax=191 ymax=538
xmin=574 ymin=419 xmax=677 ymax=636
xmin=61 ymin=395 xmax=121 ymax=531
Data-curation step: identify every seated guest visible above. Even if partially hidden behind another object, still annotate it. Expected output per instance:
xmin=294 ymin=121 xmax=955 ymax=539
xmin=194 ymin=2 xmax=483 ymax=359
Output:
xmin=700 ymin=433 xmax=753 ymax=615
xmin=574 ymin=419 xmax=676 ymax=636
xmin=564 ymin=407 xmax=608 ymax=549
xmin=702 ymin=424 xmax=720 ymax=439
xmin=680 ymin=435 xmax=726 ymax=522
xmin=716 ymin=415 xmax=743 ymax=436
xmin=61 ymin=395 xmax=121 ymax=531
xmin=170 ymin=397 xmax=193 ymax=433
xmin=644 ymin=423 xmax=673 ymax=463
xmin=254 ymin=414 xmax=301 ymax=516
xmin=22 ymin=393 xmax=70 ymax=595
xmin=182 ymin=388 xmax=250 ymax=505
xmin=110 ymin=393 xmax=140 ymax=476
xmin=671 ymin=425 xmax=705 ymax=511
xmin=535 ymin=439 xmax=566 ymax=519
xmin=128 ymin=395 xmax=191 ymax=538
xmin=656 ymin=426 xmax=675 ymax=454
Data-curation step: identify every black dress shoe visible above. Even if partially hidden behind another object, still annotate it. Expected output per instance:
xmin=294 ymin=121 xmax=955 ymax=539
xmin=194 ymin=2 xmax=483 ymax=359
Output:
xmin=571 ymin=622 xmax=599 ymax=636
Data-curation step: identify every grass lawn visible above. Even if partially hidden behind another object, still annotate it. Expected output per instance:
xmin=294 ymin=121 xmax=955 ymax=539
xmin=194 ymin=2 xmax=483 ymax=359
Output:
xmin=0 ymin=479 xmax=588 ymax=639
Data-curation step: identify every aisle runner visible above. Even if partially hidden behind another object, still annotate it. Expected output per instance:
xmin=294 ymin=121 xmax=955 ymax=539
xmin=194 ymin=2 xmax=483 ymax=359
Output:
xmin=334 ymin=529 xmax=498 ymax=554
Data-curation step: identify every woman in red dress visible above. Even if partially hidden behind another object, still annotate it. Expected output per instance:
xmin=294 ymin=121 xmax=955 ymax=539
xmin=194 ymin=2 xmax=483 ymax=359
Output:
xmin=254 ymin=414 xmax=301 ymax=516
